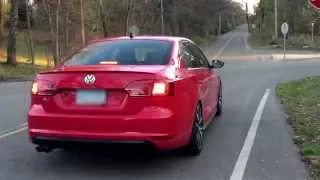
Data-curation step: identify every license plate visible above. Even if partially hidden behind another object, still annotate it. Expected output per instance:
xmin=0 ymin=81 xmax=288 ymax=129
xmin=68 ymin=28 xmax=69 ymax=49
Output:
xmin=76 ymin=90 xmax=107 ymax=105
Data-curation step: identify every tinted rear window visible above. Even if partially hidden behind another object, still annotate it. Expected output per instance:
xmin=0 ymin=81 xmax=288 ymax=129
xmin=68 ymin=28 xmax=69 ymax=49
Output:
xmin=63 ymin=40 xmax=173 ymax=66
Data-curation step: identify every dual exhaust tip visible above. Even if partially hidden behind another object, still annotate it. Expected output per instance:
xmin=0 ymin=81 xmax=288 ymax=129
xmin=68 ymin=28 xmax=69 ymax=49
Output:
xmin=35 ymin=146 xmax=53 ymax=153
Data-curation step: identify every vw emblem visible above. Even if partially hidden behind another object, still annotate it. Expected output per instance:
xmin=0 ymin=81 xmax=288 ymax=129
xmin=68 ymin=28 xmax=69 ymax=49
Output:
xmin=84 ymin=74 xmax=96 ymax=85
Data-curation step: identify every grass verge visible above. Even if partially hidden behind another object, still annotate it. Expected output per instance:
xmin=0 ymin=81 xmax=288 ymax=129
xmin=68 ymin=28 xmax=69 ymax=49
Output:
xmin=276 ymin=76 xmax=320 ymax=179
xmin=249 ymin=31 xmax=275 ymax=48
xmin=192 ymin=35 xmax=216 ymax=46
xmin=250 ymin=31 xmax=320 ymax=50
xmin=0 ymin=63 xmax=47 ymax=81
xmin=0 ymin=31 xmax=54 ymax=66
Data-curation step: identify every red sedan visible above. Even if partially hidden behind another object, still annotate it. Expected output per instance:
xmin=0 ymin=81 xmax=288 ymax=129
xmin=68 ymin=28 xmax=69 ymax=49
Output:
xmin=28 ymin=36 xmax=224 ymax=156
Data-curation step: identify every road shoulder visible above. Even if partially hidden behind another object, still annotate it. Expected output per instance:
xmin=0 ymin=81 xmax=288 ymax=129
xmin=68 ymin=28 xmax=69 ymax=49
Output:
xmin=244 ymin=89 xmax=310 ymax=180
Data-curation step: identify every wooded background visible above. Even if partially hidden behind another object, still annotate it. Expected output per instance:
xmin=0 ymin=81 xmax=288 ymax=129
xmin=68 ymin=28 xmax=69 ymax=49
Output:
xmin=251 ymin=0 xmax=320 ymax=48
xmin=0 ymin=0 xmax=245 ymax=66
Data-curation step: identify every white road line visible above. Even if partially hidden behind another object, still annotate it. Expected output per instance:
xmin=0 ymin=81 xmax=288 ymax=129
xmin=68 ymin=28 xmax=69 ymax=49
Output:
xmin=20 ymin=122 xmax=27 ymax=127
xmin=0 ymin=126 xmax=27 ymax=139
xmin=244 ymin=34 xmax=249 ymax=50
xmin=230 ymin=89 xmax=270 ymax=180
xmin=0 ymin=94 xmax=22 ymax=100
xmin=214 ymin=33 xmax=237 ymax=59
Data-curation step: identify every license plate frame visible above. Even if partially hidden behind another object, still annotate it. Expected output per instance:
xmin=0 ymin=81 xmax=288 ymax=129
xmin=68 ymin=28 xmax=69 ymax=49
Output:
xmin=76 ymin=89 xmax=107 ymax=105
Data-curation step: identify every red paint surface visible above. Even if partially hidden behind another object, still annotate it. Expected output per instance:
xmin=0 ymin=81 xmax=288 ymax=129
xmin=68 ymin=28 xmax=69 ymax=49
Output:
xmin=310 ymin=0 xmax=320 ymax=9
xmin=28 ymin=36 xmax=222 ymax=150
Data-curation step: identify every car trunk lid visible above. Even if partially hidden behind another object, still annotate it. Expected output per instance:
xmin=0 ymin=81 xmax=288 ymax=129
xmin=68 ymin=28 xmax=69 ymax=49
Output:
xmin=34 ymin=65 xmax=168 ymax=115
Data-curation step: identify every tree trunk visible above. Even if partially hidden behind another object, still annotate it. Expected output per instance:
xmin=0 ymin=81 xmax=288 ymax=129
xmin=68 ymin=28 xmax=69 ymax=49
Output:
xmin=55 ymin=0 xmax=61 ymax=64
xmin=245 ymin=2 xmax=250 ymax=33
xmin=259 ymin=0 xmax=264 ymax=32
xmin=170 ymin=0 xmax=179 ymax=35
xmin=26 ymin=0 xmax=34 ymax=65
xmin=7 ymin=0 xmax=19 ymax=66
xmin=98 ymin=0 xmax=108 ymax=37
xmin=65 ymin=0 xmax=74 ymax=51
xmin=0 ymin=0 xmax=3 ymax=44
xmin=80 ymin=0 xmax=86 ymax=46
xmin=42 ymin=0 xmax=57 ymax=66
xmin=288 ymin=0 xmax=298 ymax=34
xmin=125 ymin=0 xmax=132 ymax=35
xmin=65 ymin=11 xmax=70 ymax=49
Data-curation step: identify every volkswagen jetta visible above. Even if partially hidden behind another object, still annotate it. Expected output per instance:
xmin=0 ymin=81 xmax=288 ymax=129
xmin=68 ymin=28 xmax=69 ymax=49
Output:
xmin=28 ymin=36 xmax=224 ymax=156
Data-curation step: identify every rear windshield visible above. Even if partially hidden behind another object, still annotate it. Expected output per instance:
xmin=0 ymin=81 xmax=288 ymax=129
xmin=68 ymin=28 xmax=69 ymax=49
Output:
xmin=63 ymin=39 xmax=173 ymax=66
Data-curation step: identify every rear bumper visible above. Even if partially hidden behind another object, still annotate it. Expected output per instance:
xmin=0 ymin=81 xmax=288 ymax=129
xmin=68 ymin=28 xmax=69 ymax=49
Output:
xmin=32 ymin=136 xmax=154 ymax=149
xmin=29 ymin=130 xmax=190 ymax=150
xmin=28 ymin=105 xmax=192 ymax=150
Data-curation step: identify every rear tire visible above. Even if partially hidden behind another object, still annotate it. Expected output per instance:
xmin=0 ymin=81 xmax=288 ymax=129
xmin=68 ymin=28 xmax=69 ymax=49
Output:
xmin=215 ymin=86 xmax=222 ymax=117
xmin=185 ymin=103 xmax=204 ymax=156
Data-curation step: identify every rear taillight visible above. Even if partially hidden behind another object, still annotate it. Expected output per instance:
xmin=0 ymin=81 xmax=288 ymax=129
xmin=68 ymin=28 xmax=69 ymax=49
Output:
xmin=125 ymin=80 xmax=172 ymax=97
xmin=31 ymin=82 xmax=38 ymax=94
xmin=152 ymin=82 xmax=170 ymax=96
xmin=31 ymin=80 xmax=56 ymax=96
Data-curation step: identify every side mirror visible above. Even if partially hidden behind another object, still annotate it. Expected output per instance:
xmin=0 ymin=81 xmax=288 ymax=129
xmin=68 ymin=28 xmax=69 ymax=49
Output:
xmin=211 ymin=59 xmax=224 ymax=69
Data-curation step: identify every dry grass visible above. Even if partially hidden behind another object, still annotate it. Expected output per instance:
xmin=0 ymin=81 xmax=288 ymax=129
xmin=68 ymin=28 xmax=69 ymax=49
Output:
xmin=0 ymin=62 xmax=49 ymax=80
xmin=250 ymin=31 xmax=320 ymax=50
xmin=277 ymin=77 xmax=320 ymax=179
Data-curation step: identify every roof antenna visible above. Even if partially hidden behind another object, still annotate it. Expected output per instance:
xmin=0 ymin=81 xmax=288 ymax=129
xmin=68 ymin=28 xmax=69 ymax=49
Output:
xmin=129 ymin=32 xmax=134 ymax=39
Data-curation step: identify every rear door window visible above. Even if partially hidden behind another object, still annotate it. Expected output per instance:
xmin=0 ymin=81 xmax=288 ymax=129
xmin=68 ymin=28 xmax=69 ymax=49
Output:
xmin=188 ymin=43 xmax=210 ymax=67
xmin=180 ymin=41 xmax=203 ymax=68
xmin=63 ymin=40 xmax=173 ymax=66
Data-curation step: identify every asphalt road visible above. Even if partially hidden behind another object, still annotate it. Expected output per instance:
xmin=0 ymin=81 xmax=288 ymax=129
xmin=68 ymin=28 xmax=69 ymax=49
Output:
xmin=1 ymin=25 xmax=320 ymax=180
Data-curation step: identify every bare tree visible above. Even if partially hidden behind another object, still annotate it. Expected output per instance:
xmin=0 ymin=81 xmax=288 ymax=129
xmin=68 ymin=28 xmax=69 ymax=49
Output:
xmin=169 ymin=0 xmax=179 ymax=35
xmin=7 ymin=0 xmax=19 ymax=66
xmin=125 ymin=0 xmax=132 ymax=35
xmin=259 ymin=0 xmax=265 ymax=32
xmin=19 ymin=0 xmax=244 ymax=64
xmin=26 ymin=0 xmax=35 ymax=64
xmin=56 ymin=0 xmax=61 ymax=62
xmin=65 ymin=7 xmax=70 ymax=49
xmin=42 ymin=0 xmax=57 ymax=66
xmin=80 ymin=0 xmax=85 ymax=46
xmin=0 ymin=0 xmax=3 ymax=44
xmin=97 ymin=0 xmax=107 ymax=37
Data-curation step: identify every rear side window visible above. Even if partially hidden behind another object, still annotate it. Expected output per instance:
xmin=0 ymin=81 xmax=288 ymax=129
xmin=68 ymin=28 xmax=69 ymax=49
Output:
xmin=180 ymin=41 xmax=205 ymax=68
xmin=63 ymin=40 xmax=173 ymax=66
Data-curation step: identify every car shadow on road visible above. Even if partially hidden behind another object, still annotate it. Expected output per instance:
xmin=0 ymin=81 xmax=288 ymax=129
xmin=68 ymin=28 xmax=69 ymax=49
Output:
xmin=32 ymin=118 xmax=222 ymax=176
xmin=18 ymin=118 xmax=224 ymax=178
xmin=54 ymin=116 xmax=221 ymax=164
xmin=37 ymin=146 xmax=197 ymax=179
xmin=49 ymin=116 xmax=222 ymax=162
xmin=47 ymin=144 xmax=195 ymax=171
